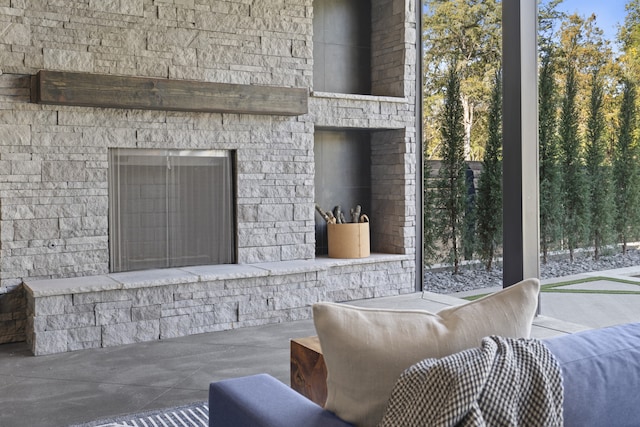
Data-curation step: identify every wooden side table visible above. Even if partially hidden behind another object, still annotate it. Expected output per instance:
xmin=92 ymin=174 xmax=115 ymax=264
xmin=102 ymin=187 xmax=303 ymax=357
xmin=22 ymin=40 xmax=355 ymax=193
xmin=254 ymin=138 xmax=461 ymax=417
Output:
xmin=290 ymin=336 xmax=328 ymax=407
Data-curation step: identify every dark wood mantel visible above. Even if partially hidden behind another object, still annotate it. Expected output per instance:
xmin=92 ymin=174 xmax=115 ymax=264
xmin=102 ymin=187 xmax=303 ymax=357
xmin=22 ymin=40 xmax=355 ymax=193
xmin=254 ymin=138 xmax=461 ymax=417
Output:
xmin=31 ymin=70 xmax=308 ymax=116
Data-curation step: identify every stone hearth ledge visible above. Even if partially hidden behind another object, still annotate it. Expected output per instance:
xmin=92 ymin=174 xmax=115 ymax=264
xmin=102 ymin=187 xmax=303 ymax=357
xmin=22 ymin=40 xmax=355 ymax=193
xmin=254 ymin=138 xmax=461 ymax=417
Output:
xmin=23 ymin=254 xmax=411 ymax=297
xmin=23 ymin=254 xmax=415 ymax=355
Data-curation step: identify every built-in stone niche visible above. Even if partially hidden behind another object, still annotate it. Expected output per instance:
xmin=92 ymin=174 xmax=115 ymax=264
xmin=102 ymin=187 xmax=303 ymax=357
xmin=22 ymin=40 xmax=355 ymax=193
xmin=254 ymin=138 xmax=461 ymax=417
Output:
xmin=314 ymin=129 xmax=371 ymax=255
xmin=314 ymin=127 xmax=413 ymax=256
xmin=313 ymin=0 xmax=372 ymax=95
xmin=313 ymin=0 xmax=409 ymax=98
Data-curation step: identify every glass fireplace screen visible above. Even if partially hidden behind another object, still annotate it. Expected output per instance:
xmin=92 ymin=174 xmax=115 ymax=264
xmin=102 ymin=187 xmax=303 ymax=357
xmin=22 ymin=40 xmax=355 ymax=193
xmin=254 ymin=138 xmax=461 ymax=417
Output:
xmin=109 ymin=148 xmax=235 ymax=273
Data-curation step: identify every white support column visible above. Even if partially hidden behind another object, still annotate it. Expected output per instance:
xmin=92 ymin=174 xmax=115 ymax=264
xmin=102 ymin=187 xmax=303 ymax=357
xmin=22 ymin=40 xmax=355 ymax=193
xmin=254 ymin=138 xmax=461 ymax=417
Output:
xmin=502 ymin=0 xmax=540 ymax=286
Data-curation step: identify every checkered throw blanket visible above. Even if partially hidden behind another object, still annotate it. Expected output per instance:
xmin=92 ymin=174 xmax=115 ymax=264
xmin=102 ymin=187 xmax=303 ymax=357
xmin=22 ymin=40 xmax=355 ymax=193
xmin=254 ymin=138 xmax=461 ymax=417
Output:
xmin=378 ymin=336 xmax=563 ymax=427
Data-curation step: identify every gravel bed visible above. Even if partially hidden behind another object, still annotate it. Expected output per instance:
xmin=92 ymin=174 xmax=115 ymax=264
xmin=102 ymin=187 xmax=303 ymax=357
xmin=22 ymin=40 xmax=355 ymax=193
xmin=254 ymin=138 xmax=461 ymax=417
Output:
xmin=424 ymin=248 xmax=640 ymax=294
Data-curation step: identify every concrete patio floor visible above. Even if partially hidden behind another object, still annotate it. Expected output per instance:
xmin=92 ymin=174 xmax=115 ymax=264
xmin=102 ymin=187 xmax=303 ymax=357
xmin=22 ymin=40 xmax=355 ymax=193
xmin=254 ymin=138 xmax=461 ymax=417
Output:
xmin=1 ymin=268 xmax=639 ymax=427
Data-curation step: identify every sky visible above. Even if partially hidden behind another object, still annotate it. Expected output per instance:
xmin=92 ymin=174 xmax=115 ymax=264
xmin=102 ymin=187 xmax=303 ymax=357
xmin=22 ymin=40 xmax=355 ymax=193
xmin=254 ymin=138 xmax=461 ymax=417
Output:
xmin=555 ymin=0 xmax=628 ymax=43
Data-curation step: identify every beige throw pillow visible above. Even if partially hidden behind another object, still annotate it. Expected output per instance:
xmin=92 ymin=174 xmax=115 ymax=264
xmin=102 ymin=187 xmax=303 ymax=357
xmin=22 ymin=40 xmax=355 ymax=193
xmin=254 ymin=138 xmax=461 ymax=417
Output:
xmin=312 ymin=278 xmax=540 ymax=427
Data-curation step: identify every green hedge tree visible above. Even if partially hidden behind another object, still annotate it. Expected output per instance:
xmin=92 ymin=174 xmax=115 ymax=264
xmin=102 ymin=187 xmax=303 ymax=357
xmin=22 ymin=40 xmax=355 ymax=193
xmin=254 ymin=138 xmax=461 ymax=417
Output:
xmin=476 ymin=72 xmax=502 ymax=270
xmin=613 ymin=78 xmax=639 ymax=253
xmin=585 ymin=71 xmax=614 ymax=259
xmin=423 ymin=159 xmax=438 ymax=267
xmin=462 ymin=165 xmax=477 ymax=261
xmin=538 ymin=48 xmax=563 ymax=264
xmin=559 ymin=63 xmax=590 ymax=261
xmin=434 ymin=64 xmax=467 ymax=274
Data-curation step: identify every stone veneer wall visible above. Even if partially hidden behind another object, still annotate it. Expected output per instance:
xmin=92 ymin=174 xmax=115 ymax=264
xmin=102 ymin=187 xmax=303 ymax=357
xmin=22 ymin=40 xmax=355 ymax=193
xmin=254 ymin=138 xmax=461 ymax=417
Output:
xmin=0 ymin=0 xmax=418 ymax=350
xmin=26 ymin=255 xmax=413 ymax=355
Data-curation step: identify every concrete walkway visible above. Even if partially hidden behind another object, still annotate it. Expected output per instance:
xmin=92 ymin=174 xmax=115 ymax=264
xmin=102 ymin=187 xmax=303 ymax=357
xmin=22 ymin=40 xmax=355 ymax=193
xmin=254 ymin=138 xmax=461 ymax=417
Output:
xmin=450 ymin=265 xmax=640 ymax=329
xmin=1 ymin=268 xmax=639 ymax=427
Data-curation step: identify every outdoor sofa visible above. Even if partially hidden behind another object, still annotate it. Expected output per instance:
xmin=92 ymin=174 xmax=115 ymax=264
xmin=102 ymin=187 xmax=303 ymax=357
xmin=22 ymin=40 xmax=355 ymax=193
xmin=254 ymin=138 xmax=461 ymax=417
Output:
xmin=208 ymin=279 xmax=640 ymax=427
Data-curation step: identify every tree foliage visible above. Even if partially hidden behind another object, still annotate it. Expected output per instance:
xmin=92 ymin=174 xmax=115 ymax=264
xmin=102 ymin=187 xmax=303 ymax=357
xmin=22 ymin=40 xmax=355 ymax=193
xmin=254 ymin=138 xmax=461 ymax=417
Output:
xmin=422 ymin=0 xmax=640 ymax=274
xmin=475 ymin=72 xmax=502 ymax=270
xmin=434 ymin=65 xmax=467 ymax=274
xmin=558 ymin=13 xmax=616 ymax=140
xmin=613 ymin=79 xmax=640 ymax=253
xmin=559 ymin=61 xmax=590 ymax=261
xmin=559 ymin=15 xmax=590 ymax=261
xmin=619 ymin=0 xmax=640 ymax=82
xmin=422 ymin=0 xmax=501 ymax=160
xmin=423 ymin=160 xmax=439 ymax=267
xmin=585 ymin=71 xmax=615 ymax=259
xmin=538 ymin=48 xmax=563 ymax=263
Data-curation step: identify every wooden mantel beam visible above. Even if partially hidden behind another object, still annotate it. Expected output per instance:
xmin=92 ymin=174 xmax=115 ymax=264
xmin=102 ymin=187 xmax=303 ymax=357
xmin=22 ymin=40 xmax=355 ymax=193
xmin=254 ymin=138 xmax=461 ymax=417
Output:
xmin=31 ymin=70 xmax=308 ymax=116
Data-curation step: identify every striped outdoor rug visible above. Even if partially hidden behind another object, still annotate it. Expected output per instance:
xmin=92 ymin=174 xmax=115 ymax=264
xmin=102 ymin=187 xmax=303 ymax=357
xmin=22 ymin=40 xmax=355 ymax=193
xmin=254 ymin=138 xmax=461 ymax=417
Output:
xmin=71 ymin=402 xmax=209 ymax=427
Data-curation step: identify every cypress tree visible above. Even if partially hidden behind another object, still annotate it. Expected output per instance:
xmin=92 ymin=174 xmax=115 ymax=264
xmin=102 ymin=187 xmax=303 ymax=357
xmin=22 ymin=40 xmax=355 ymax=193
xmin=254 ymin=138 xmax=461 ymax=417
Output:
xmin=613 ymin=78 xmax=639 ymax=253
xmin=585 ymin=71 xmax=614 ymax=259
xmin=423 ymin=158 xmax=438 ymax=267
xmin=476 ymin=72 xmax=502 ymax=271
xmin=559 ymin=63 xmax=589 ymax=261
xmin=538 ymin=49 xmax=563 ymax=264
xmin=434 ymin=64 xmax=467 ymax=274
xmin=462 ymin=165 xmax=476 ymax=261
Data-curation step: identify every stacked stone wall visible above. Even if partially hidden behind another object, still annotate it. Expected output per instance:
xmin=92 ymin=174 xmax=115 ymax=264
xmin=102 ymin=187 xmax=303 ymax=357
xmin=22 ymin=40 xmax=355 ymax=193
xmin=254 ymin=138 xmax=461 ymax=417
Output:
xmin=0 ymin=0 xmax=419 ymax=349
xmin=371 ymin=128 xmax=417 ymax=254
xmin=371 ymin=0 xmax=416 ymax=98
xmin=0 ymin=0 xmax=313 ymax=86
xmin=26 ymin=256 xmax=414 ymax=355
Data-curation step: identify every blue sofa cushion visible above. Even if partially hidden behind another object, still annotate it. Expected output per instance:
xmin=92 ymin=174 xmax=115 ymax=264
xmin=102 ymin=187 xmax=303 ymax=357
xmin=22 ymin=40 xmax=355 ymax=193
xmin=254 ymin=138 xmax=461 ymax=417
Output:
xmin=208 ymin=373 xmax=353 ymax=427
xmin=209 ymin=323 xmax=640 ymax=427
xmin=543 ymin=322 xmax=640 ymax=427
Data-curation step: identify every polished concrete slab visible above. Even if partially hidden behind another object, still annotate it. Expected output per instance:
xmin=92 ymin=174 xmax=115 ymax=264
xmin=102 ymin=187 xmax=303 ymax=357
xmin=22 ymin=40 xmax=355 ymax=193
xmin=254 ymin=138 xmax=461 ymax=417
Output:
xmin=1 ymin=272 xmax=639 ymax=427
xmin=0 ymin=320 xmax=316 ymax=427
xmin=538 ymin=268 xmax=640 ymax=329
xmin=540 ymin=292 xmax=640 ymax=329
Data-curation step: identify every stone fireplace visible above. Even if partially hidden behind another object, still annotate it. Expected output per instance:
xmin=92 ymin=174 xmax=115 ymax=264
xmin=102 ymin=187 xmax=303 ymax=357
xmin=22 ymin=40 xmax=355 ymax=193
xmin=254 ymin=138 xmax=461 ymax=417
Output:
xmin=108 ymin=148 xmax=236 ymax=272
xmin=0 ymin=0 xmax=419 ymax=354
